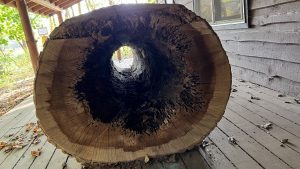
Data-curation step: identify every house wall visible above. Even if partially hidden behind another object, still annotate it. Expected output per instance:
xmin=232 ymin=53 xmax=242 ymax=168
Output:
xmin=160 ymin=0 xmax=300 ymax=98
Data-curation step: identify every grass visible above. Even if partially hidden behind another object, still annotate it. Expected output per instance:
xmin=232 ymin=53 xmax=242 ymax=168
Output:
xmin=0 ymin=51 xmax=34 ymax=89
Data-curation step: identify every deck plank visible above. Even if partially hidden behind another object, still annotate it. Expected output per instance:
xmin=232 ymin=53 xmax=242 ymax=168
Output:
xmin=234 ymin=87 xmax=300 ymax=125
xmin=231 ymin=93 xmax=300 ymax=137
xmin=0 ymin=103 xmax=35 ymax=138
xmin=29 ymin=141 xmax=56 ymax=169
xmin=64 ymin=156 xmax=82 ymax=169
xmin=208 ymin=128 xmax=263 ymax=169
xmin=4 ymin=96 xmax=33 ymax=116
xmin=218 ymin=115 xmax=290 ymax=168
xmin=0 ymin=113 xmax=36 ymax=167
xmin=233 ymin=79 xmax=300 ymax=102
xmin=142 ymin=159 xmax=164 ymax=169
xmin=198 ymin=138 xmax=236 ymax=169
xmin=0 ymin=96 xmax=33 ymax=123
xmin=46 ymin=148 xmax=68 ymax=169
xmin=232 ymin=79 xmax=300 ymax=113
xmin=160 ymin=155 xmax=187 ymax=169
xmin=228 ymin=101 xmax=300 ymax=153
xmin=0 ymin=126 xmax=25 ymax=164
xmin=180 ymin=149 xmax=210 ymax=169
xmin=224 ymin=109 xmax=300 ymax=168
xmin=13 ymin=134 xmax=48 ymax=169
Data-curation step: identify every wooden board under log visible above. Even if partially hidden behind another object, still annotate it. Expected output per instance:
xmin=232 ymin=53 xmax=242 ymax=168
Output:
xmin=34 ymin=4 xmax=231 ymax=164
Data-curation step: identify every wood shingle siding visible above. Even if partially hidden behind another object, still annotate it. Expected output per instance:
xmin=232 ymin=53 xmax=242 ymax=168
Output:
xmin=175 ymin=0 xmax=300 ymax=98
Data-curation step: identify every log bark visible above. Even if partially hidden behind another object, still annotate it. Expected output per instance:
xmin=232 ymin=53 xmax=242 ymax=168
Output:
xmin=34 ymin=4 xmax=231 ymax=164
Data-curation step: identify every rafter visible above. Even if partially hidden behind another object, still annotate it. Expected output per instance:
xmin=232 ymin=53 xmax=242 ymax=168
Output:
xmin=61 ymin=0 xmax=80 ymax=9
xmin=27 ymin=1 xmax=39 ymax=8
xmin=28 ymin=0 xmax=62 ymax=11
xmin=1 ymin=0 xmax=82 ymax=16
xmin=55 ymin=0 xmax=73 ymax=7
xmin=0 ymin=0 xmax=16 ymax=7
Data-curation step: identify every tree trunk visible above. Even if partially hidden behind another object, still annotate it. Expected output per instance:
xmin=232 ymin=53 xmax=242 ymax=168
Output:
xmin=17 ymin=40 xmax=28 ymax=54
xmin=35 ymin=4 xmax=231 ymax=165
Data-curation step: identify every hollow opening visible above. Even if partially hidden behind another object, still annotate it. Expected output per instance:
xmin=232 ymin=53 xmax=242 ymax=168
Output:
xmin=74 ymin=24 xmax=206 ymax=134
xmin=111 ymin=46 xmax=135 ymax=71
xmin=75 ymin=41 xmax=182 ymax=134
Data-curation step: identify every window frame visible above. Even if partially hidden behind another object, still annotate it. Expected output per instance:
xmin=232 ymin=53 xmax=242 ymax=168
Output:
xmin=194 ymin=0 xmax=248 ymax=30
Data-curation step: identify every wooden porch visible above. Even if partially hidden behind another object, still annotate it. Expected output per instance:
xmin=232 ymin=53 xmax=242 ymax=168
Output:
xmin=1 ymin=79 xmax=300 ymax=169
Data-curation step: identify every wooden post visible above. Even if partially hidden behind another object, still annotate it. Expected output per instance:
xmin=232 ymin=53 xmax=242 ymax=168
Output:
xmin=52 ymin=15 xmax=57 ymax=27
xmin=16 ymin=0 xmax=39 ymax=72
xmin=78 ymin=2 xmax=82 ymax=15
xmin=57 ymin=12 xmax=63 ymax=24
xmin=65 ymin=8 xmax=70 ymax=19
xmin=49 ymin=16 xmax=54 ymax=31
xmin=85 ymin=0 xmax=90 ymax=11
xmin=70 ymin=6 xmax=75 ymax=16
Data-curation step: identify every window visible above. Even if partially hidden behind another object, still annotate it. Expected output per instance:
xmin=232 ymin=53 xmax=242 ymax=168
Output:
xmin=194 ymin=0 xmax=248 ymax=30
xmin=165 ymin=0 xmax=174 ymax=4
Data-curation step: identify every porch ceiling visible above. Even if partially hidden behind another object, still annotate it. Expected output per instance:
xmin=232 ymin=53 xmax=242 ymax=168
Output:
xmin=0 ymin=0 xmax=81 ymax=16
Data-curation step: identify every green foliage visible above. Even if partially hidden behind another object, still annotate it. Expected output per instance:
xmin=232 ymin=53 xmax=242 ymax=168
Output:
xmin=0 ymin=52 xmax=33 ymax=88
xmin=0 ymin=4 xmax=43 ymax=49
xmin=112 ymin=46 xmax=134 ymax=60
xmin=148 ymin=0 xmax=157 ymax=4
xmin=0 ymin=5 xmax=42 ymax=88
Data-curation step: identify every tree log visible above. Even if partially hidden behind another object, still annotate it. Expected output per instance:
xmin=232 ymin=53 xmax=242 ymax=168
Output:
xmin=34 ymin=4 xmax=231 ymax=164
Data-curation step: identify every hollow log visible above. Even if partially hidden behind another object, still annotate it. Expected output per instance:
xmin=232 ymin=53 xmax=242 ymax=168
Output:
xmin=34 ymin=4 xmax=231 ymax=164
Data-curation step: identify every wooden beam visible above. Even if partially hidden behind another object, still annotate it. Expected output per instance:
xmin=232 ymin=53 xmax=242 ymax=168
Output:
xmin=39 ymin=7 xmax=51 ymax=14
xmin=55 ymin=0 xmax=73 ymax=7
xmin=27 ymin=1 xmax=39 ymax=8
xmin=49 ymin=0 xmax=60 ymax=3
xmin=57 ymin=0 xmax=76 ymax=9
xmin=44 ymin=9 xmax=56 ymax=16
xmin=0 ymin=0 xmax=16 ymax=7
xmin=63 ymin=1 xmax=80 ymax=9
xmin=28 ymin=0 xmax=62 ymax=11
xmin=4 ymin=0 xmax=15 ymax=4
xmin=31 ymin=4 xmax=45 ymax=12
xmin=34 ymin=6 xmax=53 ymax=16
xmin=16 ymin=0 xmax=39 ymax=72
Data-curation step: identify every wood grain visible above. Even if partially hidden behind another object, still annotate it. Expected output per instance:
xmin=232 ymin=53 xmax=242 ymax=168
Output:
xmin=34 ymin=4 xmax=231 ymax=164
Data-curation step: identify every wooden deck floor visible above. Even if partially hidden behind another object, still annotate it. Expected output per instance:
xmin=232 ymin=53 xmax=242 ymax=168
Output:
xmin=1 ymin=79 xmax=300 ymax=169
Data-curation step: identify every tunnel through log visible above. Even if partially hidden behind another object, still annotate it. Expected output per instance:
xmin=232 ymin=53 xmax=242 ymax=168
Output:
xmin=34 ymin=4 xmax=231 ymax=164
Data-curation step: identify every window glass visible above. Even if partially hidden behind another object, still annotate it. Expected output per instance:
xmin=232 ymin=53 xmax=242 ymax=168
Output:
xmin=199 ymin=0 xmax=212 ymax=22
xmin=215 ymin=0 xmax=243 ymax=21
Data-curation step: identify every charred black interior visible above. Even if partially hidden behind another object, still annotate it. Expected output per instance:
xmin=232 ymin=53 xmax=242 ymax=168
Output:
xmin=73 ymin=9 xmax=209 ymax=134
xmin=74 ymin=31 xmax=183 ymax=133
